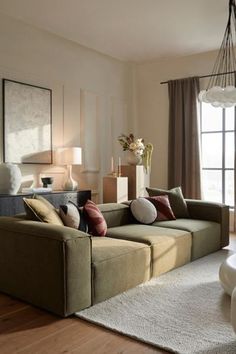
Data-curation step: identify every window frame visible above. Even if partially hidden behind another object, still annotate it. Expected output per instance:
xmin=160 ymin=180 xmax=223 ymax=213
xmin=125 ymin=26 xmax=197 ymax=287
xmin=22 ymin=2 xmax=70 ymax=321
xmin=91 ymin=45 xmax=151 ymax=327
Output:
xmin=200 ymin=104 xmax=235 ymax=208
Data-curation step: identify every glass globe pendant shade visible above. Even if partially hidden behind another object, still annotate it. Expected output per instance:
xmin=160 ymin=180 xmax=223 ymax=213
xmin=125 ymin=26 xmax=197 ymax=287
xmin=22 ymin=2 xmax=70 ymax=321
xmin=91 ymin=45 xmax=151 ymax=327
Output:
xmin=199 ymin=0 xmax=236 ymax=108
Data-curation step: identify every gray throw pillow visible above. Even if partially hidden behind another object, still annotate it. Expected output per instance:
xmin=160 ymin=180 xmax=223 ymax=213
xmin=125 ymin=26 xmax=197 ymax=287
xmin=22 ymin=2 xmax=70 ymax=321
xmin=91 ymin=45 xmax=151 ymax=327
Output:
xmin=146 ymin=186 xmax=189 ymax=218
xmin=130 ymin=198 xmax=157 ymax=224
xmin=59 ymin=201 xmax=80 ymax=229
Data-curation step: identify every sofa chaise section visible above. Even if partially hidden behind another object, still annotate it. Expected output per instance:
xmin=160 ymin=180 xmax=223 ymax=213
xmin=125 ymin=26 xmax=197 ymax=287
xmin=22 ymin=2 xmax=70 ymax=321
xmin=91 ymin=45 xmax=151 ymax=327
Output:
xmin=0 ymin=217 xmax=91 ymax=317
xmin=91 ymin=237 xmax=151 ymax=304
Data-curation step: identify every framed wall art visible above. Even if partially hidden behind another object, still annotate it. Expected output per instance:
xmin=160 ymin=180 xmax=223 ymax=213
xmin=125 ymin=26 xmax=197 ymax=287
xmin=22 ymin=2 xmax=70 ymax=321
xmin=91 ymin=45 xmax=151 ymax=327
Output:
xmin=3 ymin=79 xmax=52 ymax=164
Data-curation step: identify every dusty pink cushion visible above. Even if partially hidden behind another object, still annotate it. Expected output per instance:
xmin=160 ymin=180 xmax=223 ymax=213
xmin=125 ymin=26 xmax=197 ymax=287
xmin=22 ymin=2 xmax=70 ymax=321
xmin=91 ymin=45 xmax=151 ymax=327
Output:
xmin=84 ymin=200 xmax=107 ymax=236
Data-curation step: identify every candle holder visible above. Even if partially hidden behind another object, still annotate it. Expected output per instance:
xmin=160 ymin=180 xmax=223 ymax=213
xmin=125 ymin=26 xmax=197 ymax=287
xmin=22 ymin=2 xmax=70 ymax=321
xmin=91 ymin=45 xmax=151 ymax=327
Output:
xmin=107 ymin=171 xmax=117 ymax=177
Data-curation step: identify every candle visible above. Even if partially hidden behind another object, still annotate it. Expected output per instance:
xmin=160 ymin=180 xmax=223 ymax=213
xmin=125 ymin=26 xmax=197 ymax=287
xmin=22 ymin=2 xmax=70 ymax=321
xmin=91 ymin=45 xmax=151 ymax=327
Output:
xmin=111 ymin=156 xmax=114 ymax=173
xmin=118 ymin=157 xmax=121 ymax=176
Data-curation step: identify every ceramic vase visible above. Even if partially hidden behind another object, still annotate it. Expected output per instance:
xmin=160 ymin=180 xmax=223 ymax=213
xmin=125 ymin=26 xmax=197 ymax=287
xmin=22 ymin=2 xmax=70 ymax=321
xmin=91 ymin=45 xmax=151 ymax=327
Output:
xmin=126 ymin=151 xmax=142 ymax=165
xmin=0 ymin=163 xmax=22 ymax=195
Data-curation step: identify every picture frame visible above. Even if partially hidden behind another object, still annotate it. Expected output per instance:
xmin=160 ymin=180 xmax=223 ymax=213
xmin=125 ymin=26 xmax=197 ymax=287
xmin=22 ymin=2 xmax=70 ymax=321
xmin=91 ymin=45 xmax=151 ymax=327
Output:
xmin=2 ymin=79 xmax=53 ymax=164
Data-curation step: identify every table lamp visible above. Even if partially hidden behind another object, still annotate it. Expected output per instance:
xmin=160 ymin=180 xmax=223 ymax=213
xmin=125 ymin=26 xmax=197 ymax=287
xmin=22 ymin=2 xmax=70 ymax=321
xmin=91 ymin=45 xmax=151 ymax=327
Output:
xmin=57 ymin=147 xmax=82 ymax=191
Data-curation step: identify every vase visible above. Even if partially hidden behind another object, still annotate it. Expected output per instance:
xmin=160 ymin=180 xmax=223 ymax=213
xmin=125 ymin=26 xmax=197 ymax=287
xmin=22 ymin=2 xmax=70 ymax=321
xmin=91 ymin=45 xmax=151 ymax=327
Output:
xmin=0 ymin=163 xmax=22 ymax=195
xmin=126 ymin=151 xmax=142 ymax=165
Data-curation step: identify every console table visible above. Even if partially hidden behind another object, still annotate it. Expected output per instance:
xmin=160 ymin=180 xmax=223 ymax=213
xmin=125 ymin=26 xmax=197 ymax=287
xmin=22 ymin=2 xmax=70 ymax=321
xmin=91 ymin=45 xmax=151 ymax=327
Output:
xmin=0 ymin=190 xmax=91 ymax=216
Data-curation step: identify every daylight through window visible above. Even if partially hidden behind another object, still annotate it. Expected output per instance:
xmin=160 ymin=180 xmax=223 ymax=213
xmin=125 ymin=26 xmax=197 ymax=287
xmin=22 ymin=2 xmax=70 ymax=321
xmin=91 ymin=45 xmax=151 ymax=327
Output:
xmin=200 ymin=103 xmax=235 ymax=208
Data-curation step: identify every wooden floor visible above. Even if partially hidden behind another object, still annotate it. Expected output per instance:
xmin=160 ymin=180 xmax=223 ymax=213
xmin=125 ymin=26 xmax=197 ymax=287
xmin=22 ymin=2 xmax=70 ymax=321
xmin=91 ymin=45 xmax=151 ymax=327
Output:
xmin=1 ymin=235 xmax=235 ymax=354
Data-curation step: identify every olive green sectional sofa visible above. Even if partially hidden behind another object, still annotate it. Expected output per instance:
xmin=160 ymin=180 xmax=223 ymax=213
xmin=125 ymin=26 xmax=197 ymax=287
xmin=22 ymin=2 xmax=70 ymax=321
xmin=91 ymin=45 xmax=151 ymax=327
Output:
xmin=0 ymin=199 xmax=229 ymax=317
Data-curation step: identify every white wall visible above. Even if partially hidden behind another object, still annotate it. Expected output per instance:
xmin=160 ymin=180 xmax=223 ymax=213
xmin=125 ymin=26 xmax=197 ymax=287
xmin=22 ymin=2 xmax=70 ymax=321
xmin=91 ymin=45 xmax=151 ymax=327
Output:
xmin=0 ymin=13 xmax=134 ymax=201
xmin=136 ymin=50 xmax=218 ymax=188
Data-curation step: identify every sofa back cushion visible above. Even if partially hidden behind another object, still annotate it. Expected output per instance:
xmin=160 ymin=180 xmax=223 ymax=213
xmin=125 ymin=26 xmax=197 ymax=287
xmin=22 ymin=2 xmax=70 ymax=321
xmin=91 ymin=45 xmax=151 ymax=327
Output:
xmin=98 ymin=203 xmax=135 ymax=228
xmin=146 ymin=186 xmax=189 ymax=218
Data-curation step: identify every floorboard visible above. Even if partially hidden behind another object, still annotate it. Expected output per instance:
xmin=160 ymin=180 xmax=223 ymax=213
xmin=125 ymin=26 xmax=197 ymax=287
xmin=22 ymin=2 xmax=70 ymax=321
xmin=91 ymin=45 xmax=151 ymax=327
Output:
xmin=0 ymin=234 xmax=235 ymax=354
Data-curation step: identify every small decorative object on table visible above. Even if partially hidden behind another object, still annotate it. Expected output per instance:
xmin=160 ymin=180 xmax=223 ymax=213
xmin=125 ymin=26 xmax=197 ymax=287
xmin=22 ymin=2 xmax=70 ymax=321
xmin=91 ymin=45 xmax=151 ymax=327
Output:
xmin=41 ymin=177 xmax=54 ymax=188
xmin=109 ymin=156 xmax=122 ymax=177
xmin=118 ymin=133 xmax=153 ymax=172
xmin=0 ymin=163 xmax=22 ymax=195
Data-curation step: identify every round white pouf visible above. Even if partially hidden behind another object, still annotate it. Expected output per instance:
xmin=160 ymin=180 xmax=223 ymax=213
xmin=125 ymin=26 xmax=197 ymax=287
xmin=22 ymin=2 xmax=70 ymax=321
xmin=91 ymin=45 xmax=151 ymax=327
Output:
xmin=0 ymin=163 xmax=22 ymax=195
xmin=219 ymin=254 xmax=236 ymax=296
xmin=231 ymin=287 xmax=236 ymax=333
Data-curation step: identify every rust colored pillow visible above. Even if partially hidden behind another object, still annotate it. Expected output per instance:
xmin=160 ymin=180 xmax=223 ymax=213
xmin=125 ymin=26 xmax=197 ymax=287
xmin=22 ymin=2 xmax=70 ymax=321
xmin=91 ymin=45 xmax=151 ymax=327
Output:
xmin=145 ymin=195 xmax=176 ymax=221
xmin=84 ymin=200 xmax=107 ymax=236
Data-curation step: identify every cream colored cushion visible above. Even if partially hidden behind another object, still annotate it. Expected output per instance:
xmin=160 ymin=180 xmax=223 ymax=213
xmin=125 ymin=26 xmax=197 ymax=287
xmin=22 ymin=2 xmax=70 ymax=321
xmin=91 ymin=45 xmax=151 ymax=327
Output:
xmin=130 ymin=198 xmax=157 ymax=224
xmin=59 ymin=202 xmax=80 ymax=229
xmin=23 ymin=197 xmax=64 ymax=226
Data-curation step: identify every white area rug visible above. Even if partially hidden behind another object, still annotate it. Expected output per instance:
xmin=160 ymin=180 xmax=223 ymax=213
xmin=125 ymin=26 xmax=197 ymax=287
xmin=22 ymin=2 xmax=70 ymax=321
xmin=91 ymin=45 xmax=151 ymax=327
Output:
xmin=76 ymin=250 xmax=236 ymax=354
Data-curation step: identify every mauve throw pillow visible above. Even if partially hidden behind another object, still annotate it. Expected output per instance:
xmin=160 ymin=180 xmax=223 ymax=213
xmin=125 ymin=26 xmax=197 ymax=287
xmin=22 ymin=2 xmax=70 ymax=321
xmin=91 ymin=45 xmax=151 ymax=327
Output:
xmin=84 ymin=200 xmax=107 ymax=236
xmin=146 ymin=186 xmax=189 ymax=218
xmin=145 ymin=195 xmax=176 ymax=221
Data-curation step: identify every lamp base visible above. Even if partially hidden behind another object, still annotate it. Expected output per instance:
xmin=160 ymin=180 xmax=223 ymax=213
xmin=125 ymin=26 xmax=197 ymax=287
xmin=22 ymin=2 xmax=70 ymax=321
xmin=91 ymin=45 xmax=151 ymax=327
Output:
xmin=64 ymin=165 xmax=78 ymax=191
xmin=64 ymin=178 xmax=78 ymax=191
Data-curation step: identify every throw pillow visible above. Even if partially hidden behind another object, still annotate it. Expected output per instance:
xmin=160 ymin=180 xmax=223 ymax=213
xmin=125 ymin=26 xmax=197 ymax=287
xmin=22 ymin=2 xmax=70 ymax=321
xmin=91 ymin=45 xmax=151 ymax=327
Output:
xmin=78 ymin=208 xmax=89 ymax=233
xmin=130 ymin=198 xmax=157 ymax=224
xmin=33 ymin=194 xmax=56 ymax=210
xmin=145 ymin=195 xmax=176 ymax=221
xmin=23 ymin=198 xmax=64 ymax=225
xmin=59 ymin=201 xmax=80 ymax=229
xmin=146 ymin=186 xmax=189 ymax=218
xmin=84 ymin=200 xmax=107 ymax=236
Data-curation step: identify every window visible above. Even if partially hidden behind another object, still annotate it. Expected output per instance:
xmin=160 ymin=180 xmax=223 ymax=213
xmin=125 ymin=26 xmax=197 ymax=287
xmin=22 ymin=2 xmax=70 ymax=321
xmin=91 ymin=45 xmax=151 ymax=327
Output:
xmin=200 ymin=103 xmax=235 ymax=207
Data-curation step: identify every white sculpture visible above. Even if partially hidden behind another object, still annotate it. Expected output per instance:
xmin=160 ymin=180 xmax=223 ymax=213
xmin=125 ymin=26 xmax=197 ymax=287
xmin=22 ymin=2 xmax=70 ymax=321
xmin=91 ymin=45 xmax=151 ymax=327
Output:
xmin=0 ymin=163 xmax=22 ymax=195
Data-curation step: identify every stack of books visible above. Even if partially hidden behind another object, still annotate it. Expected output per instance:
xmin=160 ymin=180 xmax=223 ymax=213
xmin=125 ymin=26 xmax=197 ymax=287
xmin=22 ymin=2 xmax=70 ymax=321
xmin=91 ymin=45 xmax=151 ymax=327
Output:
xmin=21 ymin=187 xmax=52 ymax=194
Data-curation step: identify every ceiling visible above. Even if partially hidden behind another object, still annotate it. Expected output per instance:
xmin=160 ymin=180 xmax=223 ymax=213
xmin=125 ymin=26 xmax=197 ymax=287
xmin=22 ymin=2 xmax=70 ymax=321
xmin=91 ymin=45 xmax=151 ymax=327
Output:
xmin=0 ymin=0 xmax=227 ymax=62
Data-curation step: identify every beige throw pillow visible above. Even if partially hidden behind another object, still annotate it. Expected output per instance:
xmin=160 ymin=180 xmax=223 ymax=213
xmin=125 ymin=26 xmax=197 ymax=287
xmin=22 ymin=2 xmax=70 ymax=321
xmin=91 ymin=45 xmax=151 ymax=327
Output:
xmin=23 ymin=197 xmax=64 ymax=226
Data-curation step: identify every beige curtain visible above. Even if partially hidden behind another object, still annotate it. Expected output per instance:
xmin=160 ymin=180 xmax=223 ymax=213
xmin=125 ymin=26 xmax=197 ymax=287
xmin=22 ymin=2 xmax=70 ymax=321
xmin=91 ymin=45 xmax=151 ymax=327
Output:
xmin=168 ymin=77 xmax=201 ymax=199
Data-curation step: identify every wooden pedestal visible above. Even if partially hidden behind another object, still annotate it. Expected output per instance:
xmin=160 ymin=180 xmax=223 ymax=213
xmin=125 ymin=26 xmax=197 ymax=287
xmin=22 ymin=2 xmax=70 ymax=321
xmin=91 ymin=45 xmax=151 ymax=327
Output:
xmin=103 ymin=176 xmax=128 ymax=203
xmin=121 ymin=165 xmax=150 ymax=200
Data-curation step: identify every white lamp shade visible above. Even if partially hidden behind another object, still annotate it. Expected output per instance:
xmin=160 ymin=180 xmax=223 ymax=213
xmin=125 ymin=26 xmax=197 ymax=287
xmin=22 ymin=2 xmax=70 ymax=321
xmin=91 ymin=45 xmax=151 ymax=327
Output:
xmin=57 ymin=147 xmax=82 ymax=165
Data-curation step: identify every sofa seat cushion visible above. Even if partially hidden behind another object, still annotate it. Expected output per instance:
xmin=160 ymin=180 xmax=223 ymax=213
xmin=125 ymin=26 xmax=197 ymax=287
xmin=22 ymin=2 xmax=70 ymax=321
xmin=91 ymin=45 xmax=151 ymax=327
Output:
xmin=153 ymin=219 xmax=221 ymax=260
xmin=106 ymin=225 xmax=191 ymax=277
xmin=91 ymin=237 xmax=151 ymax=304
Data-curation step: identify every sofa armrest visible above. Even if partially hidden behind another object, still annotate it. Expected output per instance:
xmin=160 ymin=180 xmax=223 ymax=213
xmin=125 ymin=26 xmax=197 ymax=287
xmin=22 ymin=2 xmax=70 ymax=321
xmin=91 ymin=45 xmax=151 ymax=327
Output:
xmin=185 ymin=199 xmax=229 ymax=248
xmin=0 ymin=217 xmax=92 ymax=317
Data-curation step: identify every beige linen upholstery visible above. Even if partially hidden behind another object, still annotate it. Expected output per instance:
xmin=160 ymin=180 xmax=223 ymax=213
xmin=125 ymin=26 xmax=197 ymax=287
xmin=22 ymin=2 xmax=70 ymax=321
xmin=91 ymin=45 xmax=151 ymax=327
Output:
xmin=0 ymin=217 xmax=91 ymax=316
xmin=91 ymin=237 xmax=151 ymax=304
xmin=106 ymin=225 xmax=191 ymax=277
xmin=186 ymin=199 xmax=229 ymax=248
xmin=154 ymin=219 xmax=221 ymax=260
